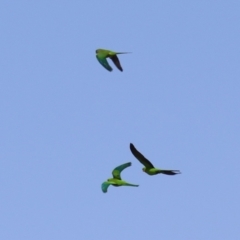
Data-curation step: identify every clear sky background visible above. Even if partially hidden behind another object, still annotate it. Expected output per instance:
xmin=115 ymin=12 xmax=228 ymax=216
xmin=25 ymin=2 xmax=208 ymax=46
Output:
xmin=1 ymin=1 xmax=240 ymax=239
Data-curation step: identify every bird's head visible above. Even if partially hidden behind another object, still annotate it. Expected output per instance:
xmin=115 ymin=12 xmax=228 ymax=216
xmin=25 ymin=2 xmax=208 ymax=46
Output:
xmin=142 ymin=168 xmax=146 ymax=172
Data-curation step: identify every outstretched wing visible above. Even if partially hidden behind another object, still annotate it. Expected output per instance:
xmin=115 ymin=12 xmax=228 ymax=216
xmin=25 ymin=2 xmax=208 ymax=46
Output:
xmin=109 ymin=55 xmax=123 ymax=71
xmin=112 ymin=162 xmax=131 ymax=180
xmin=101 ymin=182 xmax=111 ymax=193
xmin=96 ymin=55 xmax=113 ymax=72
xmin=130 ymin=143 xmax=154 ymax=169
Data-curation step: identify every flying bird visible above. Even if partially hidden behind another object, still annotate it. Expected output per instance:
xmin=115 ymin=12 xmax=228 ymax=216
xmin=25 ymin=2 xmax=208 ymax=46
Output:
xmin=95 ymin=49 xmax=130 ymax=72
xmin=130 ymin=143 xmax=181 ymax=176
xmin=101 ymin=162 xmax=139 ymax=193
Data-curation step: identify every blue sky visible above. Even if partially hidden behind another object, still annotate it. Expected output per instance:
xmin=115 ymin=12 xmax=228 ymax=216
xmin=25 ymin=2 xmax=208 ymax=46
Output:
xmin=1 ymin=1 xmax=240 ymax=239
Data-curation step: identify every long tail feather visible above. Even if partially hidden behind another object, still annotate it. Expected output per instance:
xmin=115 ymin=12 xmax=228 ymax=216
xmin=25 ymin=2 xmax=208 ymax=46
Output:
xmin=161 ymin=170 xmax=181 ymax=175
xmin=125 ymin=183 xmax=139 ymax=187
xmin=116 ymin=52 xmax=132 ymax=54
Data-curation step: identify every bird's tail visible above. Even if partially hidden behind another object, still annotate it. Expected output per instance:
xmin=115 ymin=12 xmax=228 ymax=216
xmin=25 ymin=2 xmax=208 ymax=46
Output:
xmin=161 ymin=170 xmax=181 ymax=175
xmin=116 ymin=52 xmax=131 ymax=54
xmin=125 ymin=183 xmax=139 ymax=187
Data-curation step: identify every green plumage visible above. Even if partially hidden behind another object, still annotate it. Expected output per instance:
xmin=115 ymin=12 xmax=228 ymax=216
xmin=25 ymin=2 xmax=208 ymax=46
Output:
xmin=96 ymin=49 xmax=130 ymax=72
xmin=101 ymin=162 xmax=139 ymax=193
xmin=130 ymin=143 xmax=181 ymax=176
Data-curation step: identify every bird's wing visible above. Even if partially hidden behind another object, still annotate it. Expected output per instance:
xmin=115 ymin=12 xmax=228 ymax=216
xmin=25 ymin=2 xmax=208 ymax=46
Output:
xmin=112 ymin=162 xmax=131 ymax=180
xmin=101 ymin=182 xmax=111 ymax=193
xmin=96 ymin=55 xmax=113 ymax=72
xmin=130 ymin=143 xmax=154 ymax=168
xmin=109 ymin=55 xmax=123 ymax=71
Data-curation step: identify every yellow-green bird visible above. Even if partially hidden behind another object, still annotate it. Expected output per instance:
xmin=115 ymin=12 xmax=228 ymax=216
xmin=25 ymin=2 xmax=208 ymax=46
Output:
xmin=96 ymin=49 xmax=130 ymax=72
xmin=101 ymin=162 xmax=139 ymax=193
xmin=130 ymin=143 xmax=181 ymax=176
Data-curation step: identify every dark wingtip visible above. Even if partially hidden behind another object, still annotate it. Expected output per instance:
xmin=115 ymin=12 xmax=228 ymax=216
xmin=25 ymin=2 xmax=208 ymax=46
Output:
xmin=130 ymin=143 xmax=137 ymax=151
xmin=117 ymin=67 xmax=123 ymax=72
xmin=129 ymin=143 xmax=134 ymax=151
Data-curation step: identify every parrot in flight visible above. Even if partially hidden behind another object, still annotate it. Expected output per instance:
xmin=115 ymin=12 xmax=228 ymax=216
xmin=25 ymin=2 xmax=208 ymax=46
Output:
xmin=130 ymin=143 xmax=181 ymax=176
xmin=101 ymin=162 xmax=139 ymax=193
xmin=96 ymin=49 xmax=130 ymax=72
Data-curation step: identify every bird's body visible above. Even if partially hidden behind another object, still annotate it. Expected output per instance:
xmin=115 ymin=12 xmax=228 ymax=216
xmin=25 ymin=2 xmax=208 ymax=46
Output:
xmin=101 ymin=162 xmax=139 ymax=193
xmin=130 ymin=143 xmax=181 ymax=176
xmin=95 ymin=48 xmax=130 ymax=72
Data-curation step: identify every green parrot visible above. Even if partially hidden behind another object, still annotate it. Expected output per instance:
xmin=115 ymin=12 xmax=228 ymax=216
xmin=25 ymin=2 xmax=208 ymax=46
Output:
xmin=101 ymin=162 xmax=139 ymax=193
xmin=130 ymin=143 xmax=181 ymax=176
xmin=95 ymin=49 xmax=130 ymax=72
